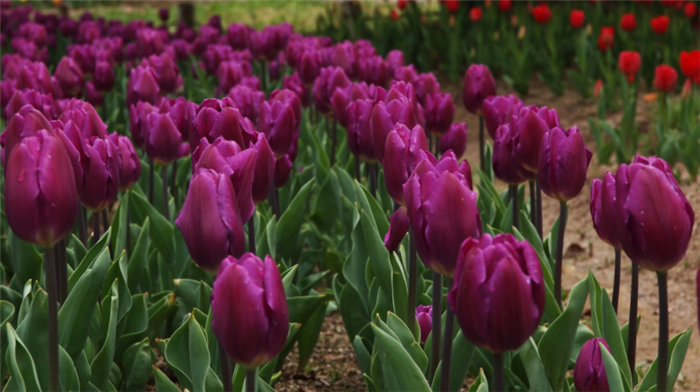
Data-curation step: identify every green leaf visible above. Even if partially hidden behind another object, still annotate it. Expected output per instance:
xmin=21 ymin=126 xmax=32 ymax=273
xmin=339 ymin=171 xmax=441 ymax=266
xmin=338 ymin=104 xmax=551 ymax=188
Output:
xmin=164 ymin=313 xmax=210 ymax=392
xmin=370 ymin=323 xmax=432 ymax=392
xmin=386 ymin=312 xmax=428 ymax=372
xmin=110 ymin=192 xmax=129 ymax=258
xmin=297 ymin=301 xmax=326 ymax=370
xmin=600 ymin=289 xmax=632 ymax=385
xmin=59 ymin=346 xmax=81 ymax=392
xmin=468 ymin=368 xmax=489 ymax=392
xmin=68 ymin=229 xmax=111 ymax=291
xmin=431 ymin=330 xmax=476 ymax=392
xmin=153 ymin=365 xmax=182 ymax=392
xmin=90 ymin=282 xmax=120 ymax=391
xmin=127 ymin=218 xmax=150 ymax=294
xmin=518 ymin=338 xmax=553 ymax=392
xmin=538 ymin=277 xmax=589 ymax=391
xmin=59 ymin=247 xmax=111 ymax=356
xmin=130 ymin=190 xmax=175 ymax=261
xmin=8 ymin=233 xmax=42 ymax=290
xmin=638 ymin=326 xmax=694 ymax=392
xmin=360 ymin=211 xmax=393 ymax=306
xmin=600 ymin=341 xmax=627 ymax=392
xmin=5 ymin=323 xmax=42 ymax=392
xmin=275 ymin=179 xmax=315 ymax=262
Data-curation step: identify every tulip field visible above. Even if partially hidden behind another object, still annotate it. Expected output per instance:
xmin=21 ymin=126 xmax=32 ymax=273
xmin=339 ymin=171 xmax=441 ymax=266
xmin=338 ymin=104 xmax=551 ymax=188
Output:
xmin=1 ymin=1 xmax=700 ymax=391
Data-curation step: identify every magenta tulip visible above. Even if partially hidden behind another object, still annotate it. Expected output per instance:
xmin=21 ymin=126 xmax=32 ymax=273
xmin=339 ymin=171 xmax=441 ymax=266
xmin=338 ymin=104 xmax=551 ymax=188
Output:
xmin=54 ymin=56 xmax=85 ymax=98
xmin=538 ymin=126 xmax=592 ymax=201
xmin=462 ymin=64 xmax=496 ymax=115
xmin=423 ymin=92 xmax=454 ymax=135
xmin=482 ymin=95 xmax=523 ymax=139
xmin=515 ymin=106 xmax=560 ymax=172
xmin=573 ymin=338 xmax=612 ymax=392
xmin=108 ymin=133 xmax=141 ymax=191
xmin=383 ymin=124 xmax=431 ymax=206
xmin=416 ymin=305 xmax=433 ymax=344
xmin=439 ymin=122 xmax=467 ymax=159
xmin=79 ymin=136 xmax=120 ymax=212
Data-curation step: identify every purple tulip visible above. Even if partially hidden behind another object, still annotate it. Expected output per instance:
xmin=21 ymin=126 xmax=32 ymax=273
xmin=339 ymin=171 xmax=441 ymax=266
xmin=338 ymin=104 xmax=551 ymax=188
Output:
xmin=482 ymin=95 xmax=523 ymax=139
xmin=176 ymin=168 xmax=246 ymax=271
xmin=415 ymin=305 xmax=432 ymax=344
xmin=312 ymin=66 xmax=351 ymax=115
xmin=590 ymin=172 xmax=621 ymax=249
xmin=1 ymin=106 xmax=56 ymax=167
xmin=79 ymin=136 xmax=120 ymax=212
xmin=146 ymin=52 xmax=183 ymax=95
xmin=298 ymin=50 xmax=323 ymax=85
xmin=16 ymin=61 xmax=57 ymax=97
xmin=613 ymin=156 xmax=695 ymax=271
xmin=58 ymin=99 xmax=109 ymax=140
xmin=404 ymin=153 xmax=480 ymax=276
xmin=384 ymin=206 xmax=410 ymax=253
xmin=423 ymin=92 xmax=454 ymax=135
xmin=415 ymin=73 xmax=440 ymax=106
xmin=54 ymin=56 xmax=85 ymax=98
xmin=191 ymin=137 xmax=257 ymax=224
xmin=67 ymin=44 xmax=95 ymax=74
xmin=126 ymin=66 xmax=161 ymax=106
xmin=169 ymin=39 xmax=191 ymax=62
xmin=250 ymin=134 xmax=276 ymax=205
xmin=211 ymin=253 xmax=289 ymax=367
xmin=217 ymin=61 xmax=247 ymax=96
xmin=93 ymin=60 xmax=115 ymax=93
xmin=462 ymin=64 xmax=496 ymax=115
xmin=191 ymin=98 xmax=256 ymax=153
xmin=448 ymin=233 xmax=545 ymax=353
xmin=370 ymin=97 xmax=418 ymax=162
xmin=144 ymin=111 xmax=185 ymax=166
xmin=258 ymin=100 xmax=296 ymax=158
xmin=269 ymin=89 xmax=302 ymax=132
xmin=85 ymin=81 xmax=105 ymax=107
xmin=515 ymin=106 xmax=560 ymax=172
xmin=2 ymin=89 xmax=55 ymax=121
xmin=158 ymin=8 xmax=169 ymax=22
xmin=282 ymin=72 xmax=309 ymax=108
xmin=493 ymin=124 xmax=532 ymax=185
xmin=331 ymin=82 xmax=371 ymax=129
xmin=346 ymin=99 xmax=377 ymax=163
xmin=331 ymin=41 xmax=356 ymax=79
xmin=4 ymin=130 xmax=78 ymax=246
xmin=573 ymin=338 xmax=612 ymax=392
xmin=2 ymin=54 xmax=30 ymax=81
xmin=383 ymin=124 xmax=431 ymax=206
xmin=227 ymin=23 xmax=251 ymax=50
xmin=394 ymin=65 xmax=419 ymax=85
xmin=19 ymin=22 xmax=48 ymax=47
xmin=439 ymin=122 xmax=467 ymax=159
xmin=108 ymin=133 xmax=141 ymax=191
xmin=77 ymin=21 xmax=101 ymax=44
xmin=358 ymin=56 xmax=389 ymax=87
xmin=385 ymin=50 xmax=405 ymax=77
xmin=227 ymin=84 xmax=266 ymax=125
xmin=538 ymin=126 xmax=592 ymax=201
xmin=274 ymin=155 xmax=293 ymax=189
xmin=135 ymin=28 xmax=165 ymax=58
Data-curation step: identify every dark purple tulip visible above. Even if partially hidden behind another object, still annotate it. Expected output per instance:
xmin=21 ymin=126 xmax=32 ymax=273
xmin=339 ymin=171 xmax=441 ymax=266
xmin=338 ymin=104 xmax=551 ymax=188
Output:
xmin=415 ymin=73 xmax=440 ymax=106
xmin=493 ymin=124 xmax=531 ymax=185
xmin=298 ymin=50 xmax=323 ymax=85
xmin=538 ymin=126 xmax=592 ymax=201
xmin=78 ymin=21 xmax=101 ymax=44
xmin=346 ymin=99 xmax=377 ymax=163
xmin=192 ymin=98 xmax=257 ymax=152
xmin=85 ymin=81 xmax=105 ymax=107
xmin=108 ymin=133 xmax=141 ymax=191
xmin=258 ymin=100 xmax=296 ymax=158
xmin=439 ymin=122 xmax=467 ymax=159
xmin=2 ymin=54 xmax=30 ymax=81
xmin=54 ymin=56 xmax=85 ymax=98
xmin=370 ymin=97 xmax=418 ymax=162
xmin=176 ymin=169 xmax=246 ymax=272
xmin=227 ymin=23 xmax=251 ymax=50
xmin=385 ymin=50 xmax=405 ymax=77
xmin=312 ymin=66 xmax=351 ymax=115
xmin=269 ymin=89 xmax=302 ymax=132
xmin=167 ymin=97 xmax=196 ymax=143
xmin=135 ymin=28 xmax=165 ymax=58
xmin=239 ymin=76 xmax=260 ymax=91
xmin=202 ymin=44 xmax=236 ymax=75
xmin=573 ymin=338 xmax=612 ymax=392
xmin=80 ymin=136 xmax=120 ymax=212
xmin=1 ymin=106 xmax=56 ymax=167
xmin=449 ymin=233 xmax=544 ymax=352
xmin=129 ymin=100 xmax=160 ymax=149
xmin=357 ymin=56 xmax=388 ymax=87
xmin=385 ymin=206 xmax=410 ymax=253
xmin=423 ymin=92 xmax=454 ymax=135
xmin=332 ymin=82 xmax=371 ymax=129
xmin=283 ymin=72 xmax=308 ymax=108
xmin=614 ymin=156 xmax=694 ymax=271
xmin=482 ymin=95 xmax=523 ymax=139
xmin=331 ymin=41 xmax=356 ymax=79
xmin=67 ymin=44 xmax=94 ymax=75
xmin=0 ymin=80 xmax=16 ymax=112
xmin=146 ymin=52 xmax=183 ymax=95
xmin=169 ymin=39 xmax=191 ymax=62
xmin=2 ymin=89 xmax=55 ymax=121
xmin=58 ymin=99 xmax=109 ymax=140
xmin=515 ymin=106 xmax=561 ymax=172
xmin=144 ymin=111 xmax=184 ymax=166
xmin=10 ymin=38 xmax=49 ymax=63
xmin=217 ymin=61 xmax=247 ymax=96
xmin=93 ymin=60 xmax=115 ymax=93
xmin=59 ymin=18 xmax=79 ymax=38
xmin=126 ymin=66 xmax=160 ymax=106
xmin=383 ymin=124 xmax=431 ymax=206
xmin=404 ymin=153 xmax=480 ymax=276
xmin=393 ymin=65 xmax=419 ymax=85
xmin=227 ymin=85 xmax=265 ymax=125
xmin=590 ymin=172 xmax=621 ymax=249
xmin=274 ymin=155 xmax=293 ymax=189
xmin=207 ymin=15 xmax=222 ymax=31
xmin=250 ymin=134 xmax=276 ymax=205
xmin=19 ymin=22 xmax=48 ymax=47
xmin=4 ymin=130 xmax=78 ymax=246
xmin=415 ymin=305 xmax=432 ymax=344
xmin=211 ymin=253 xmax=289 ymax=367
xmin=16 ymin=61 xmax=57 ymax=97
xmin=462 ymin=64 xmax=496 ymax=115
xmin=158 ymin=8 xmax=169 ymax=22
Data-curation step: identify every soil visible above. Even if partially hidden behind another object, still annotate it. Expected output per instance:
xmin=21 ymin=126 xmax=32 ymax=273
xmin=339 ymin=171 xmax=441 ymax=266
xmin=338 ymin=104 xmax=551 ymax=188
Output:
xmin=275 ymin=79 xmax=700 ymax=392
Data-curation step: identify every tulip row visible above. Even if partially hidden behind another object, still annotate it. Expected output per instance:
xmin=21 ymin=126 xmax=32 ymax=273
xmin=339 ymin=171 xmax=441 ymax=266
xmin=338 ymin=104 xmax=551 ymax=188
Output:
xmin=1 ymin=2 xmax=699 ymax=392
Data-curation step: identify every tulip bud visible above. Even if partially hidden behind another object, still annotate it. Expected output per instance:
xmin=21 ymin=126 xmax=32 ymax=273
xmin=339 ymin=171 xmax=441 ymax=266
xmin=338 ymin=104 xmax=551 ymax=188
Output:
xmin=620 ymin=13 xmax=636 ymax=32
xmin=147 ymin=52 xmax=183 ymax=95
xmin=493 ymin=124 xmax=531 ymax=184
xmin=176 ymin=169 xmax=246 ymax=272
xmin=573 ymin=338 xmax=612 ymax=392
xmin=108 ymin=133 xmax=141 ymax=191
xmin=269 ymin=89 xmax=302 ymax=132
xmin=514 ymin=105 xmax=561 ymax=173
xmin=93 ymin=60 xmax=115 ymax=92
xmin=2 ymin=89 xmax=55 ymax=121
xmin=384 ymin=206 xmax=410 ymax=253
xmin=357 ymin=56 xmax=389 ymax=87
xmin=404 ymin=153 xmax=480 ymax=276
xmin=383 ymin=124 xmax=431 ymax=206
xmin=385 ymin=50 xmax=405 ymax=77
xmin=423 ymin=92 xmax=454 ymax=135
xmin=618 ymin=51 xmax=641 ymax=83
xmin=654 ymin=65 xmax=678 ymax=92
xmin=589 ymin=172 xmax=622 ymax=249
xmin=227 ymin=23 xmax=251 ymax=50
xmin=681 ymin=78 xmax=692 ymax=100
xmin=282 ymin=72 xmax=308 ymax=108
xmin=4 ymin=130 xmax=78 ymax=246
xmin=54 ymin=56 xmax=85 ymax=98
xmin=227 ymin=85 xmax=265 ymax=125
xmin=679 ymin=50 xmax=700 ymax=80
xmin=158 ymin=8 xmax=169 ymax=22
xmin=258 ymin=100 xmax=296 ymax=158
xmin=482 ymin=94 xmax=523 ymax=139
xmin=1 ymin=106 xmax=55 ymax=168
xmin=394 ymin=65 xmax=418 ymax=85
xmin=538 ymin=126 xmax=592 ymax=201
xmin=462 ymin=64 xmax=496 ymax=115
xmin=217 ymin=61 xmax=246 ymax=96
xmin=371 ymin=97 xmax=418 ymax=162
xmin=346 ymin=99 xmax=377 ymax=163
xmin=298 ymin=50 xmax=323 ymax=85
xmin=415 ymin=72 xmax=440 ymax=106
xmin=332 ymin=82 xmax=371 ymax=129
xmin=212 ymin=253 xmax=289 ymax=368
xmin=250 ymin=134 xmax=276 ymax=205
xmin=312 ymin=66 xmax=352 ymax=115
xmin=439 ymin=122 xmax=467 ymax=159
xmin=614 ymin=156 xmax=694 ymax=271
xmin=415 ymin=305 xmax=432 ymax=344
xmin=331 ymin=41 xmax=356 ymax=79
xmin=448 ymin=233 xmax=545 ymax=353
xmin=650 ymin=15 xmax=669 ymax=35
xmin=126 ymin=65 xmax=161 ymax=106
xmin=274 ymin=155 xmax=293 ymax=189
xmin=594 ymin=79 xmax=603 ymax=99
xmin=80 ymin=136 xmax=120 ymax=212
xmin=191 ymin=99 xmax=254 ymax=152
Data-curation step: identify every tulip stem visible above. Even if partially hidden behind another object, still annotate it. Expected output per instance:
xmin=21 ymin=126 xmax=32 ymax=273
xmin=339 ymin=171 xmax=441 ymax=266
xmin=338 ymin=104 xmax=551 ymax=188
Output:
xmin=330 ymin=119 xmax=338 ymax=167
xmin=78 ymin=203 xmax=88 ymax=246
xmin=248 ymin=218 xmax=256 ymax=255
xmin=45 ymin=245 xmax=60 ymax=392
xmin=554 ymin=200 xmax=567 ymax=310
xmin=479 ymin=115 xmax=484 ymax=170
xmin=149 ymin=158 xmax=155 ymax=204
xmin=268 ymin=181 xmax=280 ymax=220
xmin=161 ymin=166 xmax=170 ymax=222
xmin=613 ymin=248 xmax=621 ymax=314
xmin=535 ymin=177 xmax=543 ymax=239
xmin=171 ymin=160 xmax=178 ymax=204
xmin=440 ymin=278 xmax=454 ymax=392
xmin=245 ymin=367 xmax=256 ymax=392
xmin=54 ymin=239 xmax=67 ymax=304
xmin=93 ymin=211 xmax=100 ymax=242
xmin=529 ymin=181 xmax=537 ymax=230
xmin=219 ymin=347 xmax=233 ymax=392
xmin=429 ymin=272 xmax=442 ymax=382
xmin=355 ymin=157 xmax=361 ymax=182
xmin=493 ymin=352 xmax=504 ymax=392
xmin=407 ymin=228 xmax=418 ymax=339
xmin=509 ymin=184 xmax=519 ymax=232
xmin=126 ymin=212 xmax=131 ymax=256
xmin=628 ymin=262 xmax=639 ymax=383
xmin=369 ymin=162 xmax=377 ymax=198
xmin=656 ymin=271 xmax=669 ymax=392
xmin=102 ymin=209 xmax=109 ymax=233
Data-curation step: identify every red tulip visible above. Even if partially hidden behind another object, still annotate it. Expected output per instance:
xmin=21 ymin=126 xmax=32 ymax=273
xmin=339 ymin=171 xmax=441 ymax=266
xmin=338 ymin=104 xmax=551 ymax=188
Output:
xmin=684 ymin=2 xmax=697 ymax=19
xmin=445 ymin=0 xmax=459 ymax=13
xmin=570 ymin=10 xmax=585 ymax=29
xmin=498 ymin=0 xmax=512 ymax=13
xmin=620 ymin=13 xmax=636 ymax=32
xmin=531 ymin=4 xmax=552 ymax=24
xmin=470 ymin=7 xmax=483 ymax=22
xmin=679 ymin=50 xmax=700 ymax=81
xmin=654 ymin=65 xmax=678 ymax=92
xmin=597 ymin=27 xmax=614 ymax=52
xmin=618 ymin=51 xmax=641 ymax=83
xmin=398 ymin=0 xmax=408 ymax=10
xmin=650 ymin=15 xmax=669 ymax=35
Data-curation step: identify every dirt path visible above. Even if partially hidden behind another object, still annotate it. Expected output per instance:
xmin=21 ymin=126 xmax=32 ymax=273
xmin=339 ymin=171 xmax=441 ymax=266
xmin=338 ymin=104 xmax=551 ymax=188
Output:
xmin=276 ymin=80 xmax=700 ymax=391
